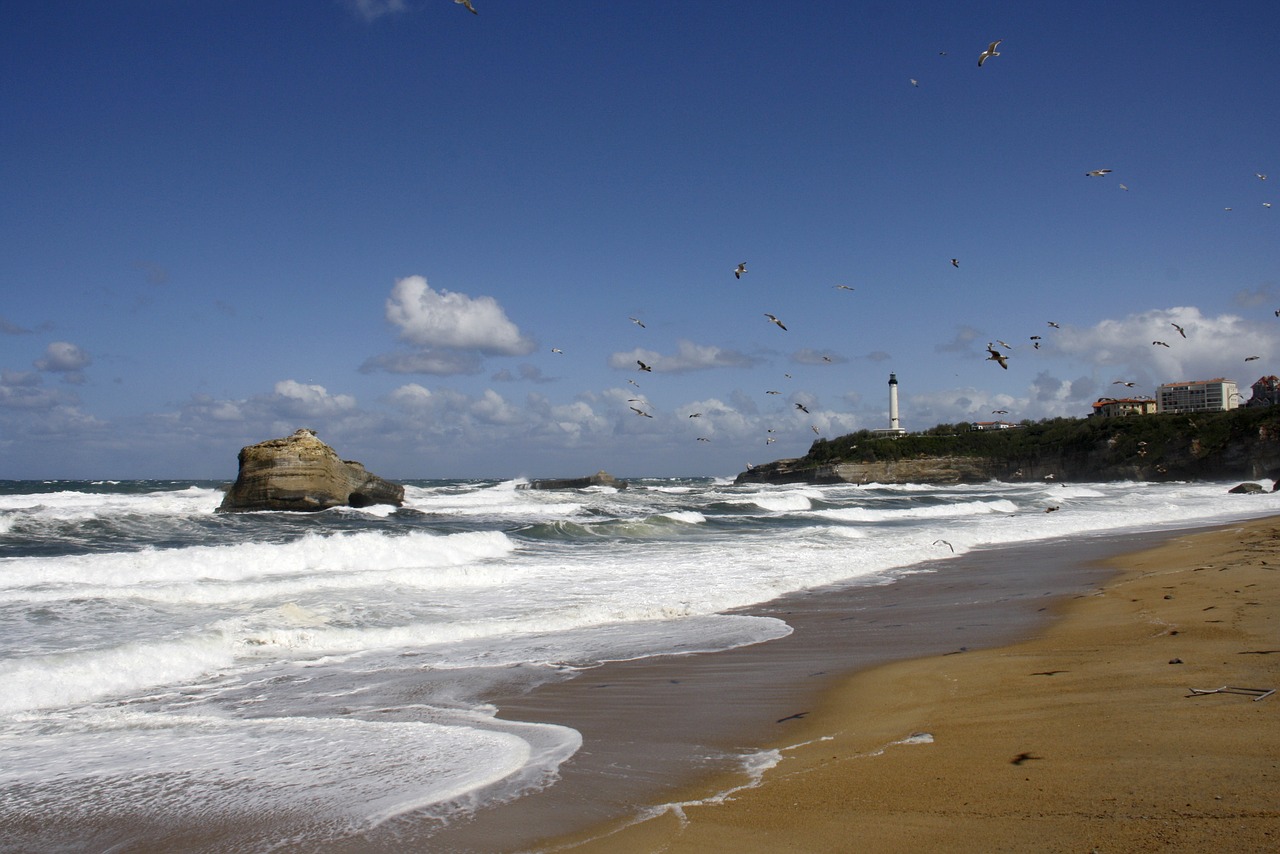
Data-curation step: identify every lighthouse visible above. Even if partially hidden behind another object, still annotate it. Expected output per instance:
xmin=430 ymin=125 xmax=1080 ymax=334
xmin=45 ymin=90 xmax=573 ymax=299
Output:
xmin=888 ymin=372 xmax=901 ymax=431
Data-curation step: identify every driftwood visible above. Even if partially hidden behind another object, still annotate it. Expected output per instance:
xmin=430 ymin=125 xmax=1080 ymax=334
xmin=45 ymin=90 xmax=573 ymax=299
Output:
xmin=1187 ymin=685 xmax=1275 ymax=702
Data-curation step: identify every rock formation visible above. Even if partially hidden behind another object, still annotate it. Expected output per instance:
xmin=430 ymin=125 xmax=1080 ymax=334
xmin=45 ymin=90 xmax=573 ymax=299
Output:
xmin=218 ymin=429 xmax=404 ymax=512
xmin=519 ymin=470 xmax=628 ymax=490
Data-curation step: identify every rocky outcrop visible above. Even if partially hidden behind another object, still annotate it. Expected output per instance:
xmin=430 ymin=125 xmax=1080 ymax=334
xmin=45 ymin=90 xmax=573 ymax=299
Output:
xmin=1228 ymin=482 xmax=1265 ymax=494
xmin=218 ymin=429 xmax=404 ymax=512
xmin=519 ymin=470 xmax=628 ymax=490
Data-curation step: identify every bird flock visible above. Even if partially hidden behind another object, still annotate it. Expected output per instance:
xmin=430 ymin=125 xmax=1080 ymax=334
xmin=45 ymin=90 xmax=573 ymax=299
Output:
xmin=446 ymin=11 xmax=1272 ymax=456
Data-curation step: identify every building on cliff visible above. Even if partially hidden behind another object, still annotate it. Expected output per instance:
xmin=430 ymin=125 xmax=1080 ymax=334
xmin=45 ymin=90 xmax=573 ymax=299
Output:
xmin=1246 ymin=375 xmax=1280 ymax=407
xmin=1091 ymin=397 xmax=1158 ymax=417
xmin=1156 ymin=378 xmax=1239 ymax=414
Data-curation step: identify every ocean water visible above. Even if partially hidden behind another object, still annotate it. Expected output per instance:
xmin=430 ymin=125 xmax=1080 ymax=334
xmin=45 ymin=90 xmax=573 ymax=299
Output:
xmin=1 ymin=475 xmax=1277 ymax=851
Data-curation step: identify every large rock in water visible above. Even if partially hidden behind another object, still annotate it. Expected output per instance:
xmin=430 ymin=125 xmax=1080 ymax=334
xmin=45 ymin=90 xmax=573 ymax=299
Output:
xmin=218 ymin=429 xmax=404 ymax=512
xmin=519 ymin=470 xmax=628 ymax=490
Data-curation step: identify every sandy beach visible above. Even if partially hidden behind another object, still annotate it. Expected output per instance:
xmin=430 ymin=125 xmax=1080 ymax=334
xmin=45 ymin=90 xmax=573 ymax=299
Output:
xmin=537 ymin=516 xmax=1280 ymax=853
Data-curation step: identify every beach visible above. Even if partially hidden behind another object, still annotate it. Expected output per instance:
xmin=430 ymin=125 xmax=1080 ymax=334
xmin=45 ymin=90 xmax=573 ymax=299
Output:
xmin=533 ymin=516 xmax=1280 ymax=853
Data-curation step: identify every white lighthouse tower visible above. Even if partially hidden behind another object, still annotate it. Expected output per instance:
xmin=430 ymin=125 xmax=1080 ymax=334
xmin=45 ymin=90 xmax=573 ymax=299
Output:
xmin=876 ymin=372 xmax=907 ymax=436
xmin=889 ymin=372 xmax=901 ymax=431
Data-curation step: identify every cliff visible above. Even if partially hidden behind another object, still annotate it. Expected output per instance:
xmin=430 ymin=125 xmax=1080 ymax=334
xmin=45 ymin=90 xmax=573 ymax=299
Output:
xmin=737 ymin=407 xmax=1280 ymax=486
xmin=218 ymin=429 xmax=405 ymax=512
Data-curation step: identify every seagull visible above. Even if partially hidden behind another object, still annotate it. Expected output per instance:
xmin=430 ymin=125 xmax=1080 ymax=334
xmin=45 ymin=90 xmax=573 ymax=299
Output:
xmin=455 ymin=0 xmax=477 ymax=13
xmin=551 ymin=348 xmax=563 ymax=354
xmin=734 ymin=262 xmax=747 ymax=279
xmin=688 ymin=412 xmax=702 ymax=418
xmin=795 ymin=403 xmax=810 ymax=413
xmin=951 ymin=258 xmax=960 ymax=267
xmin=834 ymin=284 xmax=855 ymax=291
xmin=977 ymin=39 xmax=1002 ymax=67
xmin=1246 ymin=355 xmax=1261 ymax=361
xmin=1047 ymin=321 xmax=1060 ymax=328
xmin=910 ymin=78 xmax=919 ymax=87
xmin=822 ymin=355 xmax=833 ymax=362
xmin=629 ymin=406 xmax=653 ymax=418
xmin=1265 ymin=203 xmax=1274 ymax=208
xmin=697 ymin=437 xmax=710 ymax=442
xmin=996 ymin=339 xmax=1014 ymax=349
xmin=766 ymin=437 xmax=776 ymax=444
xmin=637 ymin=360 xmax=653 ymax=372
xmin=1085 ymin=169 xmax=1112 ymax=177
xmin=765 ymin=313 xmax=788 ymax=331
xmin=992 ymin=409 xmax=1009 ymax=414
xmin=1119 ymin=183 xmax=1129 ymax=190
xmin=1259 ymin=173 xmax=1268 ymax=181
xmin=1113 ymin=380 xmax=1136 ymax=387
xmin=1029 ymin=335 xmax=1042 ymax=340
xmin=1152 ymin=340 xmax=1170 ymax=347
xmin=811 ymin=425 xmax=820 ymax=434
xmin=933 ymin=539 xmax=955 ymax=552
xmin=628 ymin=378 xmax=640 ymax=387
xmin=766 ymin=390 xmax=781 ymax=395
xmin=986 ymin=343 xmax=1009 ymax=369
xmin=1171 ymin=322 xmax=1186 ymax=338
xmin=629 ymin=317 xmax=646 ymax=328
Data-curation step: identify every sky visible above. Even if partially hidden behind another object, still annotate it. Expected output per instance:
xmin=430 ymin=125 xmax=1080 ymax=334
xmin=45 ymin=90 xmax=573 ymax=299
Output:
xmin=2 ymin=0 xmax=1278 ymax=480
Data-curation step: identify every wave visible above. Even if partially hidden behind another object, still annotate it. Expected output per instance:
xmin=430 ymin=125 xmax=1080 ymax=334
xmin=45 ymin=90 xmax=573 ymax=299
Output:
xmin=812 ymin=498 xmax=1020 ymax=523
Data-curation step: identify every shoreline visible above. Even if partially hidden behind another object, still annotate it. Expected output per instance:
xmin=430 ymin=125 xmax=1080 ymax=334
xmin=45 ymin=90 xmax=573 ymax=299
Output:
xmin=536 ymin=515 xmax=1280 ymax=853
xmin=414 ymin=522 xmax=1225 ymax=853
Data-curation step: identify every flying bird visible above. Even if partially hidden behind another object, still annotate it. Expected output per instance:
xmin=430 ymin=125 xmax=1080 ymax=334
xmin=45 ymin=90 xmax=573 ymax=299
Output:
xmin=766 ymin=390 xmax=781 ymax=395
xmin=795 ymin=403 xmax=810 ymax=413
xmin=1246 ymin=355 xmax=1261 ymax=361
xmin=1047 ymin=321 xmax=1060 ymax=328
xmin=629 ymin=406 xmax=652 ymax=418
xmin=812 ymin=425 xmax=820 ymax=434
xmin=1171 ymin=322 xmax=1186 ymax=337
xmin=765 ymin=313 xmax=788 ymax=331
xmin=821 ymin=355 xmax=833 ymax=362
xmin=697 ymin=437 xmax=710 ymax=442
xmin=1265 ymin=203 xmax=1273 ymax=208
xmin=688 ymin=412 xmax=702 ymax=418
xmin=986 ymin=344 xmax=1009 ymax=369
xmin=1152 ymin=340 xmax=1170 ymax=347
xmin=1259 ymin=173 xmax=1268 ymax=181
xmin=910 ymin=78 xmax=919 ymax=87
xmin=992 ymin=409 xmax=1009 ymax=414
xmin=834 ymin=284 xmax=855 ymax=291
xmin=1085 ymin=169 xmax=1112 ymax=177
xmin=637 ymin=360 xmax=653 ymax=372
xmin=766 ymin=437 xmax=776 ymax=444
xmin=1113 ymin=380 xmax=1136 ymax=387
xmin=1119 ymin=183 xmax=1129 ymax=190
xmin=455 ymin=0 xmax=478 ymax=13
xmin=996 ymin=339 xmax=1014 ymax=349
xmin=977 ymin=39 xmax=1002 ymax=66
xmin=551 ymin=348 xmax=563 ymax=354
xmin=629 ymin=317 xmax=645 ymax=328
xmin=734 ymin=262 xmax=747 ymax=279
xmin=950 ymin=258 xmax=960 ymax=267
xmin=933 ymin=539 xmax=955 ymax=552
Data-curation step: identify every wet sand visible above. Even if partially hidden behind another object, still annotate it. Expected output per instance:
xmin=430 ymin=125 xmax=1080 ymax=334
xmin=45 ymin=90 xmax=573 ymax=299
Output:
xmin=414 ymin=524 xmax=1228 ymax=853
xmin=535 ymin=517 xmax=1280 ymax=853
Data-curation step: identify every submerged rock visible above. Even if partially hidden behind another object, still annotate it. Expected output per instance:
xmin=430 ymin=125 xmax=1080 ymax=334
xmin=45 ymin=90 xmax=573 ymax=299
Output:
xmin=1228 ymin=482 xmax=1265 ymax=494
xmin=218 ymin=429 xmax=404 ymax=512
xmin=519 ymin=470 xmax=628 ymax=490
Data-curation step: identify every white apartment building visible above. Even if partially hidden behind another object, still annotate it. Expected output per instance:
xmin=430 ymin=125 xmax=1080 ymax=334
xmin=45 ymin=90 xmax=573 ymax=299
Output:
xmin=1155 ymin=378 xmax=1238 ymax=414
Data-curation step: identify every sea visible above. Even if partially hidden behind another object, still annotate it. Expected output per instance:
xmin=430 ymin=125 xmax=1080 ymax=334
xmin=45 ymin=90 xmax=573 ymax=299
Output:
xmin=1 ymin=475 xmax=1277 ymax=852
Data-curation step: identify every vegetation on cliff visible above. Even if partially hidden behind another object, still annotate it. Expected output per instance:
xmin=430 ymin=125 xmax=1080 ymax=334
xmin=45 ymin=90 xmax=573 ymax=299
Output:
xmin=792 ymin=406 xmax=1280 ymax=482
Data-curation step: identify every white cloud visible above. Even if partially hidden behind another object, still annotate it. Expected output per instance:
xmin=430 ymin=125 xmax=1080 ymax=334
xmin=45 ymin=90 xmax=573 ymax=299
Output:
xmin=1052 ymin=307 xmax=1272 ymax=383
xmin=386 ymin=276 xmax=535 ymax=356
xmin=608 ymin=340 xmax=757 ymax=373
xmin=34 ymin=341 xmax=90 ymax=373
xmin=341 ymin=0 xmax=408 ymax=22
xmin=271 ymin=380 xmax=357 ymax=416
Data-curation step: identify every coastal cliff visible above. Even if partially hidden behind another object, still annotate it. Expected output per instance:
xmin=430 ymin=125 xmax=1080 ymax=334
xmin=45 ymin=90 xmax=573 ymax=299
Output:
xmin=738 ymin=407 xmax=1280 ymax=485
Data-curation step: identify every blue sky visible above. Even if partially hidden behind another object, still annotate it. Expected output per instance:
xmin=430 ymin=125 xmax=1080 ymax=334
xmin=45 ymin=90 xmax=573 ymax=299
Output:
xmin=2 ymin=0 xmax=1277 ymax=480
